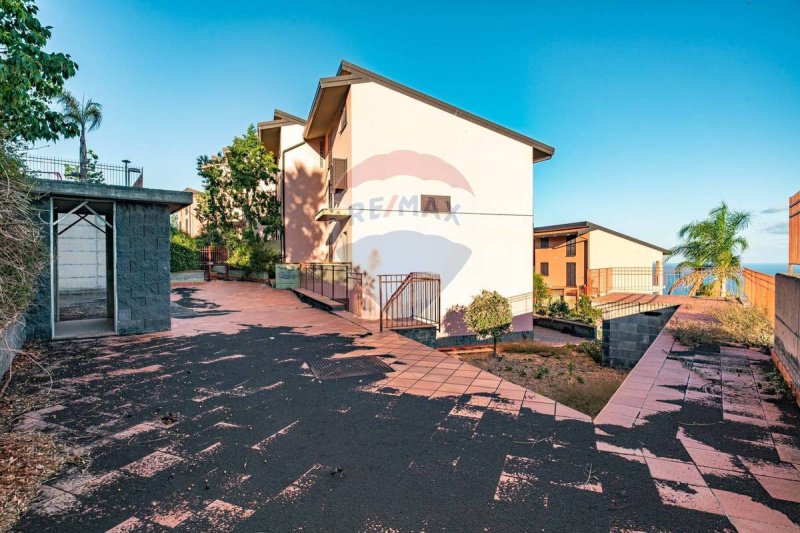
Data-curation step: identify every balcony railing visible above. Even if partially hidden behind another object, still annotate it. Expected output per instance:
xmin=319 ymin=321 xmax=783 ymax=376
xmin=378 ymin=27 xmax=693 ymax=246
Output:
xmin=585 ymin=266 xmax=744 ymax=297
xmin=22 ymin=155 xmax=144 ymax=188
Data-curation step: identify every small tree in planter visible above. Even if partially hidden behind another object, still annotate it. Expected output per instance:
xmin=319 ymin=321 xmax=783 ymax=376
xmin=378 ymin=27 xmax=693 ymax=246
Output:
xmin=533 ymin=273 xmax=550 ymax=315
xmin=464 ymin=290 xmax=513 ymax=358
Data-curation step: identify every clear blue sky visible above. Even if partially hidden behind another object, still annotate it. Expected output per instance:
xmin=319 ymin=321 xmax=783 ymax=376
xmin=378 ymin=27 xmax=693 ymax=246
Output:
xmin=34 ymin=0 xmax=800 ymax=263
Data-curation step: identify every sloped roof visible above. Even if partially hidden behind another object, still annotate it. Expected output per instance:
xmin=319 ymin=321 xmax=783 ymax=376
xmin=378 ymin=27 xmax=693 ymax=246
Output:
xmin=304 ymin=61 xmax=555 ymax=163
xmin=534 ymin=221 xmax=671 ymax=254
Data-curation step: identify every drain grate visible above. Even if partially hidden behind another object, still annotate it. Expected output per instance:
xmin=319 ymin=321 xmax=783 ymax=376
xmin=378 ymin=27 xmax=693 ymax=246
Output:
xmin=309 ymin=356 xmax=394 ymax=381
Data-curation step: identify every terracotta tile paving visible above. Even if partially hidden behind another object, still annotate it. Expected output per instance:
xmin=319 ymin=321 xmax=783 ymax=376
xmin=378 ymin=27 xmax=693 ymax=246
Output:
xmin=8 ymin=283 xmax=800 ymax=532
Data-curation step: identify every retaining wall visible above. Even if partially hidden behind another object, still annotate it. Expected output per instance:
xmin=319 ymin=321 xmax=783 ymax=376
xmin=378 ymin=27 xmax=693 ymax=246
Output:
xmin=602 ymin=306 xmax=678 ymax=368
xmin=0 ymin=317 xmax=26 ymax=378
xmin=774 ymin=273 xmax=800 ymax=400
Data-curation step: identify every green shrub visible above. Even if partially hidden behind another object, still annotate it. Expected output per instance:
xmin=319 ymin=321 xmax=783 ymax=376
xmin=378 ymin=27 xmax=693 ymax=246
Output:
xmin=464 ymin=290 xmax=513 ymax=356
xmin=225 ymin=238 xmax=281 ymax=277
xmin=547 ymin=298 xmax=570 ymax=318
xmin=578 ymin=340 xmax=603 ymax=364
xmin=570 ymin=295 xmax=602 ymax=325
xmin=170 ymin=229 xmax=199 ymax=272
xmin=534 ymin=366 xmax=549 ymax=379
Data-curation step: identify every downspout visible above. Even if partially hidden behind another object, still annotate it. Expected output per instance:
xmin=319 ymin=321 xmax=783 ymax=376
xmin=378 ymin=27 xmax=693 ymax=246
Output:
xmin=280 ymin=140 xmax=306 ymax=261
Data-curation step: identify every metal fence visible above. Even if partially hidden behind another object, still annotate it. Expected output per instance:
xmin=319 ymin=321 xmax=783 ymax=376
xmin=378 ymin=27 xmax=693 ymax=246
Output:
xmin=586 ymin=267 xmax=666 ymax=296
xmin=585 ymin=266 xmax=745 ymax=297
xmin=742 ymin=268 xmax=776 ymax=324
xmin=22 ymin=154 xmax=144 ymax=187
xmin=378 ymin=273 xmax=441 ymax=332
xmin=592 ymin=299 xmax=678 ymax=320
xmin=791 ymin=190 xmax=800 ymax=267
xmin=299 ymin=263 xmax=362 ymax=313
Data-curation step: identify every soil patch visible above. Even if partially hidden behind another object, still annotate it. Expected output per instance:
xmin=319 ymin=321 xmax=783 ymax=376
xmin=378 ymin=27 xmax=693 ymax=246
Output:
xmin=0 ymin=346 xmax=80 ymax=532
xmin=452 ymin=341 xmax=627 ymax=417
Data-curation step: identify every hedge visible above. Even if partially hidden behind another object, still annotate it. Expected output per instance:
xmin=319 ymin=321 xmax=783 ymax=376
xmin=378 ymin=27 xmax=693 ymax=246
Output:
xmin=170 ymin=229 xmax=199 ymax=272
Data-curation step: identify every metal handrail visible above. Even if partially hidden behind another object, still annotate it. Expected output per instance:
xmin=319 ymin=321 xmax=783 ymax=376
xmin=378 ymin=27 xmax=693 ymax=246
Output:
xmin=379 ymin=272 xmax=441 ymax=332
xmin=299 ymin=263 xmax=361 ymax=314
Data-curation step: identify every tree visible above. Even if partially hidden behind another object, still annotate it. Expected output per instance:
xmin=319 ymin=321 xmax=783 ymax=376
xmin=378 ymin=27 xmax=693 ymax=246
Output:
xmin=669 ymin=201 xmax=751 ymax=298
xmin=58 ymin=91 xmax=102 ymax=180
xmin=64 ymin=148 xmax=103 ymax=183
xmin=196 ymin=125 xmax=281 ymax=249
xmin=0 ymin=0 xmax=79 ymax=142
xmin=464 ymin=290 xmax=513 ymax=357
xmin=533 ymin=272 xmax=550 ymax=314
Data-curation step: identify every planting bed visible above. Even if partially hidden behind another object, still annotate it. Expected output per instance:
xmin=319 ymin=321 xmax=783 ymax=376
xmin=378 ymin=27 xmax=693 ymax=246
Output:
xmin=452 ymin=341 xmax=627 ymax=417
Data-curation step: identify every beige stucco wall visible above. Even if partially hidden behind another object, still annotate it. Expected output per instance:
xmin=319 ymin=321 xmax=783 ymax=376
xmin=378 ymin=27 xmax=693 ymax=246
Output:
xmin=278 ymin=123 xmax=329 ymax=263
xmin=588 ymin=229 xmax=665 ymax=293
xmin=347 ymin=81 xmax=535 ymax=324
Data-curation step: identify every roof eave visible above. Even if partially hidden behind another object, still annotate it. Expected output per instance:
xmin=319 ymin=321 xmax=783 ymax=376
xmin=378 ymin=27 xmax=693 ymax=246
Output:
xmin=303 ymin=74 xmax=365 ymax=140
xmin=338 ymin=60 xmax=555 ymax=163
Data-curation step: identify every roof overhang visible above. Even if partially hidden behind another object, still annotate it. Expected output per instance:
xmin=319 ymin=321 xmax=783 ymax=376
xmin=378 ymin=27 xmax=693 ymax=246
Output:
xmin=534 ymin=228 xmax=591 ymax=238
xmin=534 ymin=221 xmax=671 ymax=254
xmin=333 ymin=61 xmax=556 ymax=163
xmin=304 ymin=74 xmax=365 ymax=140
xmin=257 ymin=109 xmax=307 ymax=155
xmin=33 ymin=179 xmax=194 ymax=214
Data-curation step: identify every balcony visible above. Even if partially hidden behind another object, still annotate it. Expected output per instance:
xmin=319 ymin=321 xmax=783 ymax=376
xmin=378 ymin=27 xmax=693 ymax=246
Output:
xmin=22 ymin=155 xmax=144 ymax=188
xmin=315 ymin=207 xmax=351 ymax=222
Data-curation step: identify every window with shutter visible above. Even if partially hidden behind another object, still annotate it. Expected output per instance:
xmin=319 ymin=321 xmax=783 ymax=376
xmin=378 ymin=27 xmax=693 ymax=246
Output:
xmin=566 ymin=262 xmax=577 ymax=287
xmin=566 ymin=235 xmax=577 ymax=257
xmin=332 ymin=158 xmax=348 ymax=192
xmin=540 ymin=262 xmax=549 ymax=276
xmin=339 ymin=107 xmax=347 ymax=132
xmin=421 ymin=195 xmax=451 ymax=214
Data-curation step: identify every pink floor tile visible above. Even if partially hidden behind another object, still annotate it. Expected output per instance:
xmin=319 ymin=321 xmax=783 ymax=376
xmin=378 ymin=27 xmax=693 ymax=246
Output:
xmin=121 ymin=451 xmax=183 ymax=478
xmin=712 ymin=489 xmax=798 ymax=529
xmin=646 ymin=457 xmax=706 ymax=486
xmin=754 ymin=475 xmax=800 ymax=504
xmin=654 ymin=480 xmax=724 ymax=515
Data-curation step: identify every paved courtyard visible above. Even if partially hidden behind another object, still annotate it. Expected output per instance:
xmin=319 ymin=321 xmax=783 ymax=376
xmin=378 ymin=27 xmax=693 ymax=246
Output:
xmin=10 ymin=282 xmax=800 ymax=532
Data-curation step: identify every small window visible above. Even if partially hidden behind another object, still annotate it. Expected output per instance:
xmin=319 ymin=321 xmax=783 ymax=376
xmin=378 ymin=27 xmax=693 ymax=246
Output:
xmin=540 ymin=237 xmax=550 ymax=249
xmin=566 ymin=262 xmax=577 ymax=287
xmin=540 ymin=262 xmax=549 ymax=276
xmin=566 ymin=235 xmax=577 ymax=257
xmin=339 ymin=107 xmax=347 ymax=132
xmin=421 ymin=195 xmax=451 ymax=214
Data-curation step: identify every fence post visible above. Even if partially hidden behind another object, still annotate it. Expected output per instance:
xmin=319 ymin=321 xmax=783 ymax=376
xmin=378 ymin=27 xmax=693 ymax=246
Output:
xmin=379 ymin=276 xmax=383 ymax=332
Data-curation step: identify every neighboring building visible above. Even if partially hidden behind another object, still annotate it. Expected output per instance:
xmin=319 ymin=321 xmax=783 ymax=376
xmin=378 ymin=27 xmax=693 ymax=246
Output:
xmin=267 ymin=61 xmax=554 ymax=330
xmin=534 ymin=221 xmax=670 ymax=299
xmin=175 ymin=187 xmax=203 ymax=237
xmin=258 ymin=109 xmax=328 ymax=263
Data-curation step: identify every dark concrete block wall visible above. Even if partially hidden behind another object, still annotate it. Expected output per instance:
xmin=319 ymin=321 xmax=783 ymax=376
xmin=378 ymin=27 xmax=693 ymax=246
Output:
xmin=774 ymin=273 xmax=800 ymax=393
xmin=25 ymin=198 xmax=53 ymax=340
xmin=602 ymin=306 xmax=678 ymax=369
xmin=25 ymin=200 xmax=173 ymax=339
xmin=115 ymin=202 xmax=171 ymax=335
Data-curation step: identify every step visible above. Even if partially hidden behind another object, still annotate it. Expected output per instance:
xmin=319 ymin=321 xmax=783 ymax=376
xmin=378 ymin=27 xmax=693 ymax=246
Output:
xmin=292 ymin=288 xmax=345 ymax=312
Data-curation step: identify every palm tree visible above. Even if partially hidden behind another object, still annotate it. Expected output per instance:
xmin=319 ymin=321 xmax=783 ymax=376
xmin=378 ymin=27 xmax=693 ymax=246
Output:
xmin=669 ymin=202 xmax=751 ymax=298
xmin=58 ymin=92 xmax=103 ymax=181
